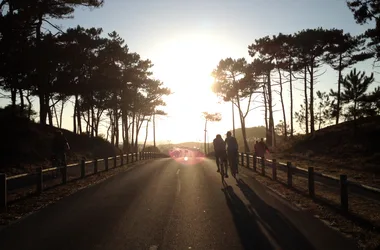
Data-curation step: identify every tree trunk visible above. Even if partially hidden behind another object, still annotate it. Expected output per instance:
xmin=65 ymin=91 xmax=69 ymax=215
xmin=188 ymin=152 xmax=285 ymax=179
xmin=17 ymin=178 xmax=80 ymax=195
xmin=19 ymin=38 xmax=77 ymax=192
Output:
xmin=52 ymin=97 xmax=59 ymax=127
xmin=110 ymin=111 xmax=115 ymax=145
xmin=76 ymin=95 xmax=82 ymax=134
xmin=18 ymin=88 xmax=24 ymax=116
xmin=236 ymin=97 xmax=250 ymax=152
xmin=135 ymin=114 xmax=144 ymax=152
xmin=204 ymin=119 xmax=208 ymax=155
xmin=25 ymin=92 xmax=32 ymax=120
xmin=131 ymin=113 xmax=135 ymax=152
xmin=278 ymin=68 xmax=287 ymax=139
xmin=142 ymin=118 xmax=151 ymax=151
xmin=121 ymin=114 xmax=125 ymax=147
xmin=336 ymin=54 xmax=342 ymax=125
xmin=125 ymin=115 xmax=130 ymax=153
xmin=106 ymin=120 xmax=111 ymax=141
xmin=267 ymin=73 xmax=274 ymax=147
xmin=91 ymin=104 xmax=95 ymax=137
xmin=289 ymin=66 xmax=294 ymax=138
xmin=73 ymin=97 xmax=77 ymax=133
xmin=59 ymin=99 xmax=65 ymax=128
xmin=87 ymin=109 xmax=91 ymax=134
xmin=263 ymin=83 xmax=268 ymax=135
xmin=304 ymin=66 xmax=309 ymax=134
xmin=115 ymin=110 xmax=119 ymax=148
xmin=309 ymin=64 xmax=315 ymax=134
xmin=10 ymin=87 xmax=16 ymax=114
xmin=47 ymin=96 xmax=53 ymax=126
xmin=231 ymin=101 xmax=236 ymax=137
xmin=153 ymin=112 xmax=156 ymax=148
xmin=36 ymin=15 xmax=47 ymax=125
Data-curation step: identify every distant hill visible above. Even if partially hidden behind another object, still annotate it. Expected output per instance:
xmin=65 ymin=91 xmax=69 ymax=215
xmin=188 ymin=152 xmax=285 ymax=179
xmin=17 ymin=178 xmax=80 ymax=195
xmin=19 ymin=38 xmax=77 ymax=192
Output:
xmin=233 ymin=126 xmax=267 ymax=151
xmin=157 ymin=126 xmax=268 ymax=153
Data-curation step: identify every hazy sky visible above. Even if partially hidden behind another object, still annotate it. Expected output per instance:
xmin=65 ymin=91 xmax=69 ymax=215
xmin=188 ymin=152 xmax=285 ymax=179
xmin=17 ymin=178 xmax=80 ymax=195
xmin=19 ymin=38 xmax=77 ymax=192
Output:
xmin=1 ymin=0 xmax=377 ymax=145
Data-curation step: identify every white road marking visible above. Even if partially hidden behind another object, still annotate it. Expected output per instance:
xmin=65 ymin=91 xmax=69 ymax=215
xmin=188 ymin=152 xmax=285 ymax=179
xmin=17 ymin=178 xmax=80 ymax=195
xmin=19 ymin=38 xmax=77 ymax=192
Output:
xmin=176 ymin=169 xmax=181 ymax=196
xmin=149 ymin=245 xmax=158 ymax=250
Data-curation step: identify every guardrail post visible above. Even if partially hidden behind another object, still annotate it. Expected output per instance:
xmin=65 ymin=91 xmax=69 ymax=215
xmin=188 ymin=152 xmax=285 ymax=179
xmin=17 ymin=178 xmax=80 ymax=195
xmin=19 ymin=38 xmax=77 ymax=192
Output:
xmin=340 ymin=174 xmax=348 ymax=212
xmin=0 ymin=173 xmax=6 ymax=211
xmin=113 ymin=156 xmax=117 ymax=168
xmin=126 ymin=153 xmax=129 ymax=164
xmin=120 ymin=154 xmax=124 ymax=166
xmin=287 ymin=162 xmax=292 ymax=188
xmin=37 ymin=167 xmax=43 ymax=194
xmin=246 ymin=153 xmax=250 ymax=168
xmin=253 ymin=154 xmax=257 ymax=171
xmin=94 ymin=159 xmax=98 ymax=174
xmin=308 ymin=167 xmax=315 ymax=198
xmin=81 ymin=158 xmax=85 ymax=178
xmin=261 ymin=157 xmax=265 ymax=176
xmin=241 ymin=153 xmax=244 ymax=166
xmin=272 ymin=159 xmax=277 ymax=181
xmin=104 ymin=157 xmax=109 ymax=171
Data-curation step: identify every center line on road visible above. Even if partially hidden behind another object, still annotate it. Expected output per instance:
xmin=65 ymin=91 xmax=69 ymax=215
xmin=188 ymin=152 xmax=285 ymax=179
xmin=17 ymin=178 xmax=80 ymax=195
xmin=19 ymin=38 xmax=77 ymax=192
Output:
xmin=176 ymin=169 xmax=180 ymax=175
xmin=149 ymin=245 xmax=158 ymax=250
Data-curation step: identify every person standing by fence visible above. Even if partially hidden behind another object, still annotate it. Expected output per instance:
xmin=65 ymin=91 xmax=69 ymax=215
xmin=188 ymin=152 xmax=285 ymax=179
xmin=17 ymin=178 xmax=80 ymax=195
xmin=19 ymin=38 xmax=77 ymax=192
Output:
xmin=51 ymin=130 xmax=70 ymax=177
xmin=255 ymin=138 xmax=269 ymax=165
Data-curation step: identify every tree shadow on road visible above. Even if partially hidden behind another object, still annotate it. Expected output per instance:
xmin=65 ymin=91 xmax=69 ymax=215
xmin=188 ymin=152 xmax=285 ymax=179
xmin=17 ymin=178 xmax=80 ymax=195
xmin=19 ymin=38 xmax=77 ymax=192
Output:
xmin=221 ymin=180 xmax=274 ymax=250
xmin=236 ymin=178 xmax=315 ymax=250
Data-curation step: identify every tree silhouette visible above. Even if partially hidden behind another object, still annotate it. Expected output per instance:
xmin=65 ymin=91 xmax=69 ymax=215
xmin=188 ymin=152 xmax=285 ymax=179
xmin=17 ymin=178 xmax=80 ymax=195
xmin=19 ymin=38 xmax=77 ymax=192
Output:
xmin=202 ymin=112 xmax=222 ymax=155
xmin=212 ymin=58 xmax=258 ymax=152
xmin=0 ymin=2 xmax=171 ymax=152
xmin=248 ymin=38 xmax=277 ymax=147
xmin=347 ymin=0 xmax=380 ymax=61
xmin=340 ymin=68 xmax=374 ymax=122
xmin=324 ymin=29 xmax=373 ymax=124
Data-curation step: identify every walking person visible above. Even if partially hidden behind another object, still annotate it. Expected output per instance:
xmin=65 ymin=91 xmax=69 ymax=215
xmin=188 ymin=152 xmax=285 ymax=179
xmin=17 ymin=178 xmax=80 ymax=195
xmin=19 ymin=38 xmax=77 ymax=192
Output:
xmin=213 ymin=134 xmax=228 ymax=174
xmin=225 ymin=131 xmax=239 ymax=177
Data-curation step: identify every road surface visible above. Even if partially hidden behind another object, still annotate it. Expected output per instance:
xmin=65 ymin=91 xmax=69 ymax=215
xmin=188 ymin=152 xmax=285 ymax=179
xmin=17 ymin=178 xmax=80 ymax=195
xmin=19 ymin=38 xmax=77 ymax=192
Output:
xmin=0 ymin=157 xmax=358 ymax=250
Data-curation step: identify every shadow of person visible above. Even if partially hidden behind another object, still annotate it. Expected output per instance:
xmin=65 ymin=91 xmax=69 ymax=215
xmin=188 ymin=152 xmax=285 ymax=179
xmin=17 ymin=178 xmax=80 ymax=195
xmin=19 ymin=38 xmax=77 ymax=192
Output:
xmin=221 ymin=180 xmax=274 ymax=250
xmin=235 ymin=178 xmax=315 ymax=250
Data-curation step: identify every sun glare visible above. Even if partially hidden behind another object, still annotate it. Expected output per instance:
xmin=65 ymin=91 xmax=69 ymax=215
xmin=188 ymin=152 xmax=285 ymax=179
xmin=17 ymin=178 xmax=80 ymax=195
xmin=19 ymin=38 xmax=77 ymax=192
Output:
xmin=157 ymin=34 xmax=220 ymax=110
xmin=152 ymin=34 xmax=225 ymax=142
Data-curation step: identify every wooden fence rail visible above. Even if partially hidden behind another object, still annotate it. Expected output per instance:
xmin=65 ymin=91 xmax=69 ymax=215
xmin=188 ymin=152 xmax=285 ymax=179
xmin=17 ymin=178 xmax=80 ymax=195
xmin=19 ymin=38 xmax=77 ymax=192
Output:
xmin=237 ymin=152 xmax=380 ymax=212
xmin=0 ymin=151 xmax=162 ymax=211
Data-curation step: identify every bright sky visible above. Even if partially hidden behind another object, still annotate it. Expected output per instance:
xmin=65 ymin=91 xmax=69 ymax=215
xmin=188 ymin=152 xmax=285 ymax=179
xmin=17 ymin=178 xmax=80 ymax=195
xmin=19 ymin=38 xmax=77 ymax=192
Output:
xmin=1 ymin=0 xmax=378 ymax=144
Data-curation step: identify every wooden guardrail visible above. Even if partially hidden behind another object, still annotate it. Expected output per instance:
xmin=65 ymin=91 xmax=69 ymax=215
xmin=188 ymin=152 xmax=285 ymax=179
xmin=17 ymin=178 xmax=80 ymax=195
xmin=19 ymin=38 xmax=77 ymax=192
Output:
xmin=237 ymin=152 xmax=380 ymax=212
xmin=0 ymin=151 xmax=162 ymax=211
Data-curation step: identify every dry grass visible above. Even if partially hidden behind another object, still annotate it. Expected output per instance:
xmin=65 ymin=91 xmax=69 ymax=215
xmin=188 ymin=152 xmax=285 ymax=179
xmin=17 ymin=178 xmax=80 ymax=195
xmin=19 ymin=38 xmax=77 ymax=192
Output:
xmin=274 ymin=152 xmax=380 ymax=189
xmin=242 ymin=158 xmax=380 ymax=250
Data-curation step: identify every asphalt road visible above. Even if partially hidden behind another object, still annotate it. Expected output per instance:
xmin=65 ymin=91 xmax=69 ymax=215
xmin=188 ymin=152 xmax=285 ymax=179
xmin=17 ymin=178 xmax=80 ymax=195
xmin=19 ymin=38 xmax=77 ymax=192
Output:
xmin=0 ymin=157 xmax=359 ymax=250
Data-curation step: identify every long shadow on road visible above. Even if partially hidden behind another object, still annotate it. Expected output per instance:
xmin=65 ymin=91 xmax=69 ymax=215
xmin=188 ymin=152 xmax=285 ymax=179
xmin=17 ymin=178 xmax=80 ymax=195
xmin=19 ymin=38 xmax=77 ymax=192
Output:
xmin=221 ymin=180 xmax=274 ymax=250
xmin=236 ymin=178 xmax=315 ymax=250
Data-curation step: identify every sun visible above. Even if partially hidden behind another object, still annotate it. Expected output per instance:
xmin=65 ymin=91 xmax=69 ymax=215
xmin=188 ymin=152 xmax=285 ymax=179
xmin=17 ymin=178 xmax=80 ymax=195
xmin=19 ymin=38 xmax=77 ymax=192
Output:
xmin=155 ymin=34 xmax=220 ymax=107
xmin=151 ymin=34 xmax=226 ymax=142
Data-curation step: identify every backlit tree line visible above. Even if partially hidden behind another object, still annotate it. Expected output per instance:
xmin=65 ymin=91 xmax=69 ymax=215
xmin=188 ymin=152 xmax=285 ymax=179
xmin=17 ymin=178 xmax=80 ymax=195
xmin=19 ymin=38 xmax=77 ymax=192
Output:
xmin=212 ymin=0 xmax=380 ymax=152
xmin=0 ymin=1 xmax=171 ymax=152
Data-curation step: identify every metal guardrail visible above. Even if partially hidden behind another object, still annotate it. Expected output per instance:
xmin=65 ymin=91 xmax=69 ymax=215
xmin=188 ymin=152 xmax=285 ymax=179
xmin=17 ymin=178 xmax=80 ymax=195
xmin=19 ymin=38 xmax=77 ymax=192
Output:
xmin=237 ymin=152 xmax=380 ymax=211
xmin=0 ymin=151 xmax=163 ymax=211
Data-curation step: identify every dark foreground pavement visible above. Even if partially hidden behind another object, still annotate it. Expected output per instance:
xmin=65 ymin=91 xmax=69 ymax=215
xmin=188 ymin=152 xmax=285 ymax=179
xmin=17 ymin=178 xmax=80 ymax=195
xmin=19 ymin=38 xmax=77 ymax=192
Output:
xmin=0 ymin=157 xmax=359 ymax=250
